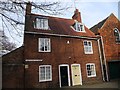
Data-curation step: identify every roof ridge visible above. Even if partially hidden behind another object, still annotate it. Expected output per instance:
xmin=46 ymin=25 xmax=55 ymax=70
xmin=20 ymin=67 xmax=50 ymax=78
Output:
xmin=30 ymin=13 xmax=72 ymax=20
xmin=90 ymin=16 xmax=108 ymax=30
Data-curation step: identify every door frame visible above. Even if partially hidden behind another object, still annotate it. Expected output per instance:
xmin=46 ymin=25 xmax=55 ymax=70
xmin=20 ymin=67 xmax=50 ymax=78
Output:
xmin=71 ymin=64 xmax=82 ymax=86
xmin=59 ymin=64 xmax=71 ymax=87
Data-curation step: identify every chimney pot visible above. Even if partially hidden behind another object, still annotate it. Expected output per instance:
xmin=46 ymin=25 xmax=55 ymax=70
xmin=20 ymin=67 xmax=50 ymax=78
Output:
xmin=72 ymin=9 xmax=82 ymax=23
xmin=26 ymin=2 xmax=32 ymax=15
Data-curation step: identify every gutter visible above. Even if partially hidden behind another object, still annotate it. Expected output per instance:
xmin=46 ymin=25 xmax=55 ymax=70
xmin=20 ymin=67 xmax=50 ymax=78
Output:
xmin=97 ymin=39 xmax=105 ymax=81
xmin=25 ymin=31 xmax=98 ymax=40
xmin=100 ymin=36 xmax=109 ymax=81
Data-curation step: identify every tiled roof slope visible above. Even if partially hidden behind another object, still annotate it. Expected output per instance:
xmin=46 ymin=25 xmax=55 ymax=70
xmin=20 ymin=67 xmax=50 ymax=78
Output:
xmin=90 ymin=13 xmax=118 ymax=34
xmin=29 ymin=14 xmax=96 ymax=38
xmin=90 ymin=18 xmax=108 ymax=34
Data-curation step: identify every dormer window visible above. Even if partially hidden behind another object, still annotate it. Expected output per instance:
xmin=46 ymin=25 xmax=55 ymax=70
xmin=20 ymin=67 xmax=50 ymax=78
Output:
xmin=114 ymin=28 xmax=120 ymax=42
xmin=73 ymin=22 xmax=85 ymax=32
xmin=34 ymin=17 xmax=49 ymax=30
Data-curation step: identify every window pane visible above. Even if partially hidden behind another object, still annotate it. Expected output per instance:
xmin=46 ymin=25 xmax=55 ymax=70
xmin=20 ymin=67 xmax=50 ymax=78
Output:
xmin=88 ymin=46 xmax=92 ymax=52
xmin=77 ymin=24 xmax=81 ymax=31
xmin=44 ymin=19 xmax=48 ymax=29
xmin=47 ymin=39 xmax=50 ymax=51
xmin=39 ymin=38 xmax=50 ymax=52
xmin=74 ymin=22 xmax=85 ymax=32
xmin=84 ymin=41 xmax=93 ymax=54
xmin=87 ymin=65 xmax=90 ymax=70
xmin=80 ymin=24 xmax=83 ymax=31
xmin=84 ymin=41 xmax=87 ymax=46
xmin=44 ymin=39 xmax=48 ymax=51
xmin=88 ymin=71 xmax=91 ymax=76
xmin=46 ymin=66 xmax=51 ymax=80
xmin=40 ymin=67 xmax=45 ymax=80
xmin=40 ymin=38 xmax=44 ymax=51
xmin=35 ymin=18 xmax=48 ymax=30
xmin=40 ymin=19 xmax=43 ymax=29
xmin=86 ymin=64 xmax=96 ymax=77
xmin=39 ymin=65 xmax=52 ymax=82
xmin=88 ymin=42 xmax=91 ymax=46
xmin=36 ymin=18 xmax=40 ymax=29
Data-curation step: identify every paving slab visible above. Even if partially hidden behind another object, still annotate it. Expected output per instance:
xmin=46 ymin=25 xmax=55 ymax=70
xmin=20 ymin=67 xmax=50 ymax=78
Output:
xmin=63 ymin=80 xmax=120 ymax=89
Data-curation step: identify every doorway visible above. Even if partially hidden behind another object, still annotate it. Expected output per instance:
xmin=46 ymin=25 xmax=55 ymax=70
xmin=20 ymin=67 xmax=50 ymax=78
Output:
xmin=59 ymin=64 xmax=70 ymax=87
xmin=71 ymin=64 xmax=82 ymax=86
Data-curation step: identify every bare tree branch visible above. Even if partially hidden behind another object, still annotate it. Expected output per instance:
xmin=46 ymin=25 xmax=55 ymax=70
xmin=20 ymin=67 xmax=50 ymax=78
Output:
xmin=0 ymin=0 xmax=71 ymax=47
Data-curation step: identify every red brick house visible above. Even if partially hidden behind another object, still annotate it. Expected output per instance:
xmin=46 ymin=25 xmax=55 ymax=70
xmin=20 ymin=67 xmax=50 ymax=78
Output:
xmin=2 ymin=3 xmax=104 ymax=88
xmin=90 ymin=13 xmax=120 ymax=81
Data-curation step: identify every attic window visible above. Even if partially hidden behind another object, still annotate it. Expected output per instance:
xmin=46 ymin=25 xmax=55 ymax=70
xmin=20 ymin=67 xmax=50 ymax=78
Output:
xmin=114 ymin=28 xmax=120 ymax=42
xmin=73 ymin=22 xmax=85 ymax=32
xmin=34 ymin=17 xmax=49 ymax=30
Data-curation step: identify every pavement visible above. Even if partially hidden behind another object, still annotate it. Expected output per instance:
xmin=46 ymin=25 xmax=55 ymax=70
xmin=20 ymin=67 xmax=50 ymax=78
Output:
xmin=63 ymin=80 xmax=120 ymax=89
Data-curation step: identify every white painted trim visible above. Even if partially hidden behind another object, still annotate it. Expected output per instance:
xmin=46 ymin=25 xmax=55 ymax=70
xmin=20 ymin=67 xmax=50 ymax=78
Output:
xmin=100 ymin=36 xmax=109 ymax=81
xmin=86 ymin=63 xmax=96 ymax=77
xmin=71 ymin=64 xmax=82 ymax=86
xmin=39 ymin=65 xmax=52 ymax=82
xmin=59 ymin=64 xmax=71 ymax=87
xmin=25 ymin=31 xmax=97 ymax=40
xmin=38 ymin=38 xmax=51 ymax=52
xmin=71 ymin=22 xmax=86 ymax=33
xmin=26 ymin=59 xmax=43 ymax=61
xmin=97 ymin=39 xmax=105 ymax=81
xmin=83 ymin=40 xmax=93 ymax=54
xmin=34 ymin=18 xmax=49 ymax=30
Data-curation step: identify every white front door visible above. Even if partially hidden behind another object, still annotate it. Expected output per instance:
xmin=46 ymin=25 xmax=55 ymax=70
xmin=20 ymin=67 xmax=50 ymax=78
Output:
xmin=71 ymin=64 xmax=82 ymax=86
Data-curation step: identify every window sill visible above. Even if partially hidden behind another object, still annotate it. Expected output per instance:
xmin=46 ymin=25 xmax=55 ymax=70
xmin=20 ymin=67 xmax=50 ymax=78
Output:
xmin=87 ymin=75 xmax=96 ymax=78
xmin=70 ymin=26 xmax=86 ymax=33
xmin=39 ymin=79 xmax=52 ymax=82
xmin=116 ymin=42 xmax=120 ymax=44
xmin=38 ymin=51 xmax=51 ymax=53
xmin=34 ymin=26 xmax=51 ymax=30
xmin=84 ymin=52 xmax=93 ymax=54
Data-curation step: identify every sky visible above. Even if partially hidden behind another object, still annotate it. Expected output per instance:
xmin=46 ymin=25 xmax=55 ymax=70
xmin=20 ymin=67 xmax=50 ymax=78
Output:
xmin=58 ymin=1 xmax=119 ymax=28
xmin=0 ymin=0 xmax=120 ymax=48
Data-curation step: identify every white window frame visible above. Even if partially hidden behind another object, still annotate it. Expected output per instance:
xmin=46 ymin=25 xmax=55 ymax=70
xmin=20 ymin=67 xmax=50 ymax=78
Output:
xmin=114 ymin=28 xmax=120 ymax=42
xmin=73 ymin=22 xmax=85 ymax=32
xmin=34 ymin=18 xmax=49 ymax=30
xmin=39 ymin=65 xmax=52 ymax=82
xmin=38 ymin=38 xmax=51 ymax=52
xmin=86 ymin=63 xmax=96 ymax=77
xmin=83 ymin=40 xmax=93 ymax=54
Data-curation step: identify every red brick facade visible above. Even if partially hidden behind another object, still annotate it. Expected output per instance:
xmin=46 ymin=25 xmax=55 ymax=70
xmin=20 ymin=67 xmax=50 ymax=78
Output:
xmin=23 ymin=34 xmax=102 ymax=88
xmin=2 ymin=3 xmax=104 ymax=89
xmin=2 ymin=46 xmax=24 ymax=88
xmin=90 ymin=14 xmax=120 ymax=81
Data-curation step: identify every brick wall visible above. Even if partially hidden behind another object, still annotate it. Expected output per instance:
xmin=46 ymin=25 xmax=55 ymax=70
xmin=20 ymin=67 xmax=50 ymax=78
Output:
xmin=2 ymin=46 xmax=24 ymax=88
xmin=24 ymin=33 xmax=103 ymax=88
xmin=99 ymin=14 xmax=120 ymax=62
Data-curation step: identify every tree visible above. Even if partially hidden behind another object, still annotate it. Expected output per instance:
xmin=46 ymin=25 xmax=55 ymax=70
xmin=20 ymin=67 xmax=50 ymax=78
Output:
xmin=0 ymin=0 xmax=71 ymax=46
xmin=0 ymin=30 xmax=16 ymax=51
xmin=0 ymin=30 xmax=16 ymax=56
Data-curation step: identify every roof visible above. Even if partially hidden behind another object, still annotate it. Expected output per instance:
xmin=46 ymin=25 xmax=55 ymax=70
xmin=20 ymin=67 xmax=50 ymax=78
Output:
xmin=90 ymin=18 xmax=108 ymax=34
xmin=90 ymin=13 xmax=118 ymax=34
xmin=27 ymin=13 xmax=96 ymax=38
xmin=0 ymin=50 xmax=10 ymax=57
xmin=2 ymin=46 xmax=23 ymax=57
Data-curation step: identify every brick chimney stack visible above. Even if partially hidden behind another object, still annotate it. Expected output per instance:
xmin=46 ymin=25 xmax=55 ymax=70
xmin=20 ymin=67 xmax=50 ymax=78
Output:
xmin=26 ymin=2 xmax=32 ymax=15
xmin=72 ymin=9 xmax=82 ymax=23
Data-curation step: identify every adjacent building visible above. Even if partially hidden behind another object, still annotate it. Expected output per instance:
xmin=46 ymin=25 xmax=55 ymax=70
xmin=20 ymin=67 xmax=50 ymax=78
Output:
xmin=90 ymin=13 xmax=120 ymax=81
